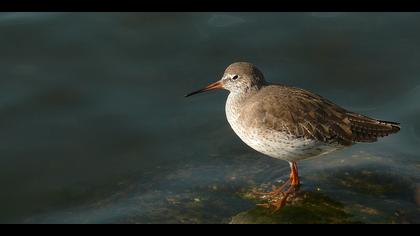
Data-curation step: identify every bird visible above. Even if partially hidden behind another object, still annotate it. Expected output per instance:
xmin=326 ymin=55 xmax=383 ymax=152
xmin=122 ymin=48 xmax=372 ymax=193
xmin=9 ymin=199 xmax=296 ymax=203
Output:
xmin=185 ymin=62 xmax=401 ymax=211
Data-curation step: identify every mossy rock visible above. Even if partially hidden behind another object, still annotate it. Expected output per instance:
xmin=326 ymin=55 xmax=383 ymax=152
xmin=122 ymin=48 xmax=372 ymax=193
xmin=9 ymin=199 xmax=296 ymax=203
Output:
xmin=231 ymin=191 xmax=361 ymax=224
xmin=315 ymin=167 xmax=414 ymax=200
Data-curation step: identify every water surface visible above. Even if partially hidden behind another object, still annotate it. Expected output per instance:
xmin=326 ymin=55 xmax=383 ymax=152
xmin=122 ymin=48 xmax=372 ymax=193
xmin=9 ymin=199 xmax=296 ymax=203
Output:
xmin=0 ymin=12 xmax=419 ymax=223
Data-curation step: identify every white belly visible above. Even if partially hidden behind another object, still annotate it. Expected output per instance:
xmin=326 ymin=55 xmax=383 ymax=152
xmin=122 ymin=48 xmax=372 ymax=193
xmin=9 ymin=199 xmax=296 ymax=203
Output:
xmin=225 ymin=98 xmax=338 ymax=161
xmin=232 ymin=123 xmax=337 ymax=161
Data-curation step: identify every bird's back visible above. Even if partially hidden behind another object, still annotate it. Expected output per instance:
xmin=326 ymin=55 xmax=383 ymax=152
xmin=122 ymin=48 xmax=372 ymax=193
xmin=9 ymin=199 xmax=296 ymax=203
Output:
xmin=237 ymin=84 xmax=400 ymax=146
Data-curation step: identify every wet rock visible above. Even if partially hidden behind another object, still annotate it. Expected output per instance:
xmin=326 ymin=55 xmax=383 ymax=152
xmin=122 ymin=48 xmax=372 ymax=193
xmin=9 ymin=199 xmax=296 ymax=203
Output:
xmin=231 ymin=191 xmax=360 ymax=224
xmin=321 ymin=167 xmax=414 ymax=199
xmin=388 ymin=209 xmax=420 ymax=224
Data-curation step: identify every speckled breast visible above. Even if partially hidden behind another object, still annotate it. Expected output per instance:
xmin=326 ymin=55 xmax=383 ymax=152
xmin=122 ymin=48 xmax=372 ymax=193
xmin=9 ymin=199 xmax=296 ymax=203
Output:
xmin=225 ymin=95 xmax=338 ymax=162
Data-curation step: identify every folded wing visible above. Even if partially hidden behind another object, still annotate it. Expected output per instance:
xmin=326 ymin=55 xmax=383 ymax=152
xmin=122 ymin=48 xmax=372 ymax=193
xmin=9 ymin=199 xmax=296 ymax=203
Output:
xmin=239 ymin=86 xmax=400 ymax=146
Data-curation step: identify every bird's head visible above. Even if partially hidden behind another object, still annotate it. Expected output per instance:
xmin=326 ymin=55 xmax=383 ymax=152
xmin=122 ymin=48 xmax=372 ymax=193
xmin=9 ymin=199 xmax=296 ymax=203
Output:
xmin=185 ymin=62 xmax=266 ymax=97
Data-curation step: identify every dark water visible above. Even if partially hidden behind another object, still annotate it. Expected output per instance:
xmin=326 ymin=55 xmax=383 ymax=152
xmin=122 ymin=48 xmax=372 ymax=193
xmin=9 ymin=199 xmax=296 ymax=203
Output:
xmin=0 ymin=12 xmax=419 ymax=223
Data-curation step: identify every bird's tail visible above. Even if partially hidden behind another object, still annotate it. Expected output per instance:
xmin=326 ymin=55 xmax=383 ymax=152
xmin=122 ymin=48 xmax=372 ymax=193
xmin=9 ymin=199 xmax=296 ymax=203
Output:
xmin=346 ymin=112 xmax=401 ymax=143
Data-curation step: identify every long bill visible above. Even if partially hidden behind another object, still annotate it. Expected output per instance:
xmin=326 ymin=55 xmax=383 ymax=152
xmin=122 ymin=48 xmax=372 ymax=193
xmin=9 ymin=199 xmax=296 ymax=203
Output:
xmin=185 ymin=80 xmax=223 ymax=97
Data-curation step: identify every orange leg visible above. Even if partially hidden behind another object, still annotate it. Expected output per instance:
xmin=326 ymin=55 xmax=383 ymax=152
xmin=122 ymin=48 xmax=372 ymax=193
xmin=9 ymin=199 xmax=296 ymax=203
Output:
xmin=256 ymin=161 xmax=300 ymax=211
xmin=290 ymin=161 xmax=300 ymax=187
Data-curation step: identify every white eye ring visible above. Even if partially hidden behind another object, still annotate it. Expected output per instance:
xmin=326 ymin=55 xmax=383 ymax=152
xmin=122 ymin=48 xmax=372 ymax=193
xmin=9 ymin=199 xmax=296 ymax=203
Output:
xmin=231 ymin=75 xmax=239 ymax=80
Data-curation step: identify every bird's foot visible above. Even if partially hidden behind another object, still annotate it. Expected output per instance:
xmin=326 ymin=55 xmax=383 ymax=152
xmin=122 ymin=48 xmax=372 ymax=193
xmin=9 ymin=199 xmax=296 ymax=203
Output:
xmin=256 ymin=185 xmax=298 ymax=212
xmin=254 ymin=161 xmax=300 ymax=212
xmin=255 ymin=181 xmax=299 ymax=212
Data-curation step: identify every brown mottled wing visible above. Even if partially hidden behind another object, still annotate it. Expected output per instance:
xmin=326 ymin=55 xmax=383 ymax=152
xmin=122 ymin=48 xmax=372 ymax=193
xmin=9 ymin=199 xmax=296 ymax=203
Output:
xmin=239 ymin=85 xmax=400 ymax=146
xmin=345 ymin=112 xmax=400 ymax=142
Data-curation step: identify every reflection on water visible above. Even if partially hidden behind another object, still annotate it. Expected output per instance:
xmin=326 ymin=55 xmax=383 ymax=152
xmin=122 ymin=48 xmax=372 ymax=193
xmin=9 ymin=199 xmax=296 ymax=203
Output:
xmin=0 ymin=12 xmax=419 ymax=223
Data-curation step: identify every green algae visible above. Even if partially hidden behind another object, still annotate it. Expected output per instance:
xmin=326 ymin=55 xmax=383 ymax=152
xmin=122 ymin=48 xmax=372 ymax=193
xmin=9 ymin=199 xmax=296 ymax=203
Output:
xmin=232 ymin=191 xmax=361 ymax=224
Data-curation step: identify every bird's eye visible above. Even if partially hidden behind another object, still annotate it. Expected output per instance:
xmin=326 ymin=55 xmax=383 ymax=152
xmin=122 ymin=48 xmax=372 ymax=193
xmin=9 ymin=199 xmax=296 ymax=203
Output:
xmin=232 ymin=75 xmax=239 ymax=80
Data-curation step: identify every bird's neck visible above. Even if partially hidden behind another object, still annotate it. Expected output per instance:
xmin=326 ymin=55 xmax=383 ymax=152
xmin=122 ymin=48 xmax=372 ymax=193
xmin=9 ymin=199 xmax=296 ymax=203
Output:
xmin=228 ymin=88 xmax=255 ymax=104
xmin=225 ymin=86 xmax=261 ymax=122
xmin=229 ymin=83 xmax=265 ymax=101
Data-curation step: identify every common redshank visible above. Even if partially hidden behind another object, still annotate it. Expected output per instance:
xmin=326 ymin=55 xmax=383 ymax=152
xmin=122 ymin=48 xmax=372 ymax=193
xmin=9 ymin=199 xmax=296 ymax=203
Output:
xmin=185 ymin=62 xmax=400 ymax=211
